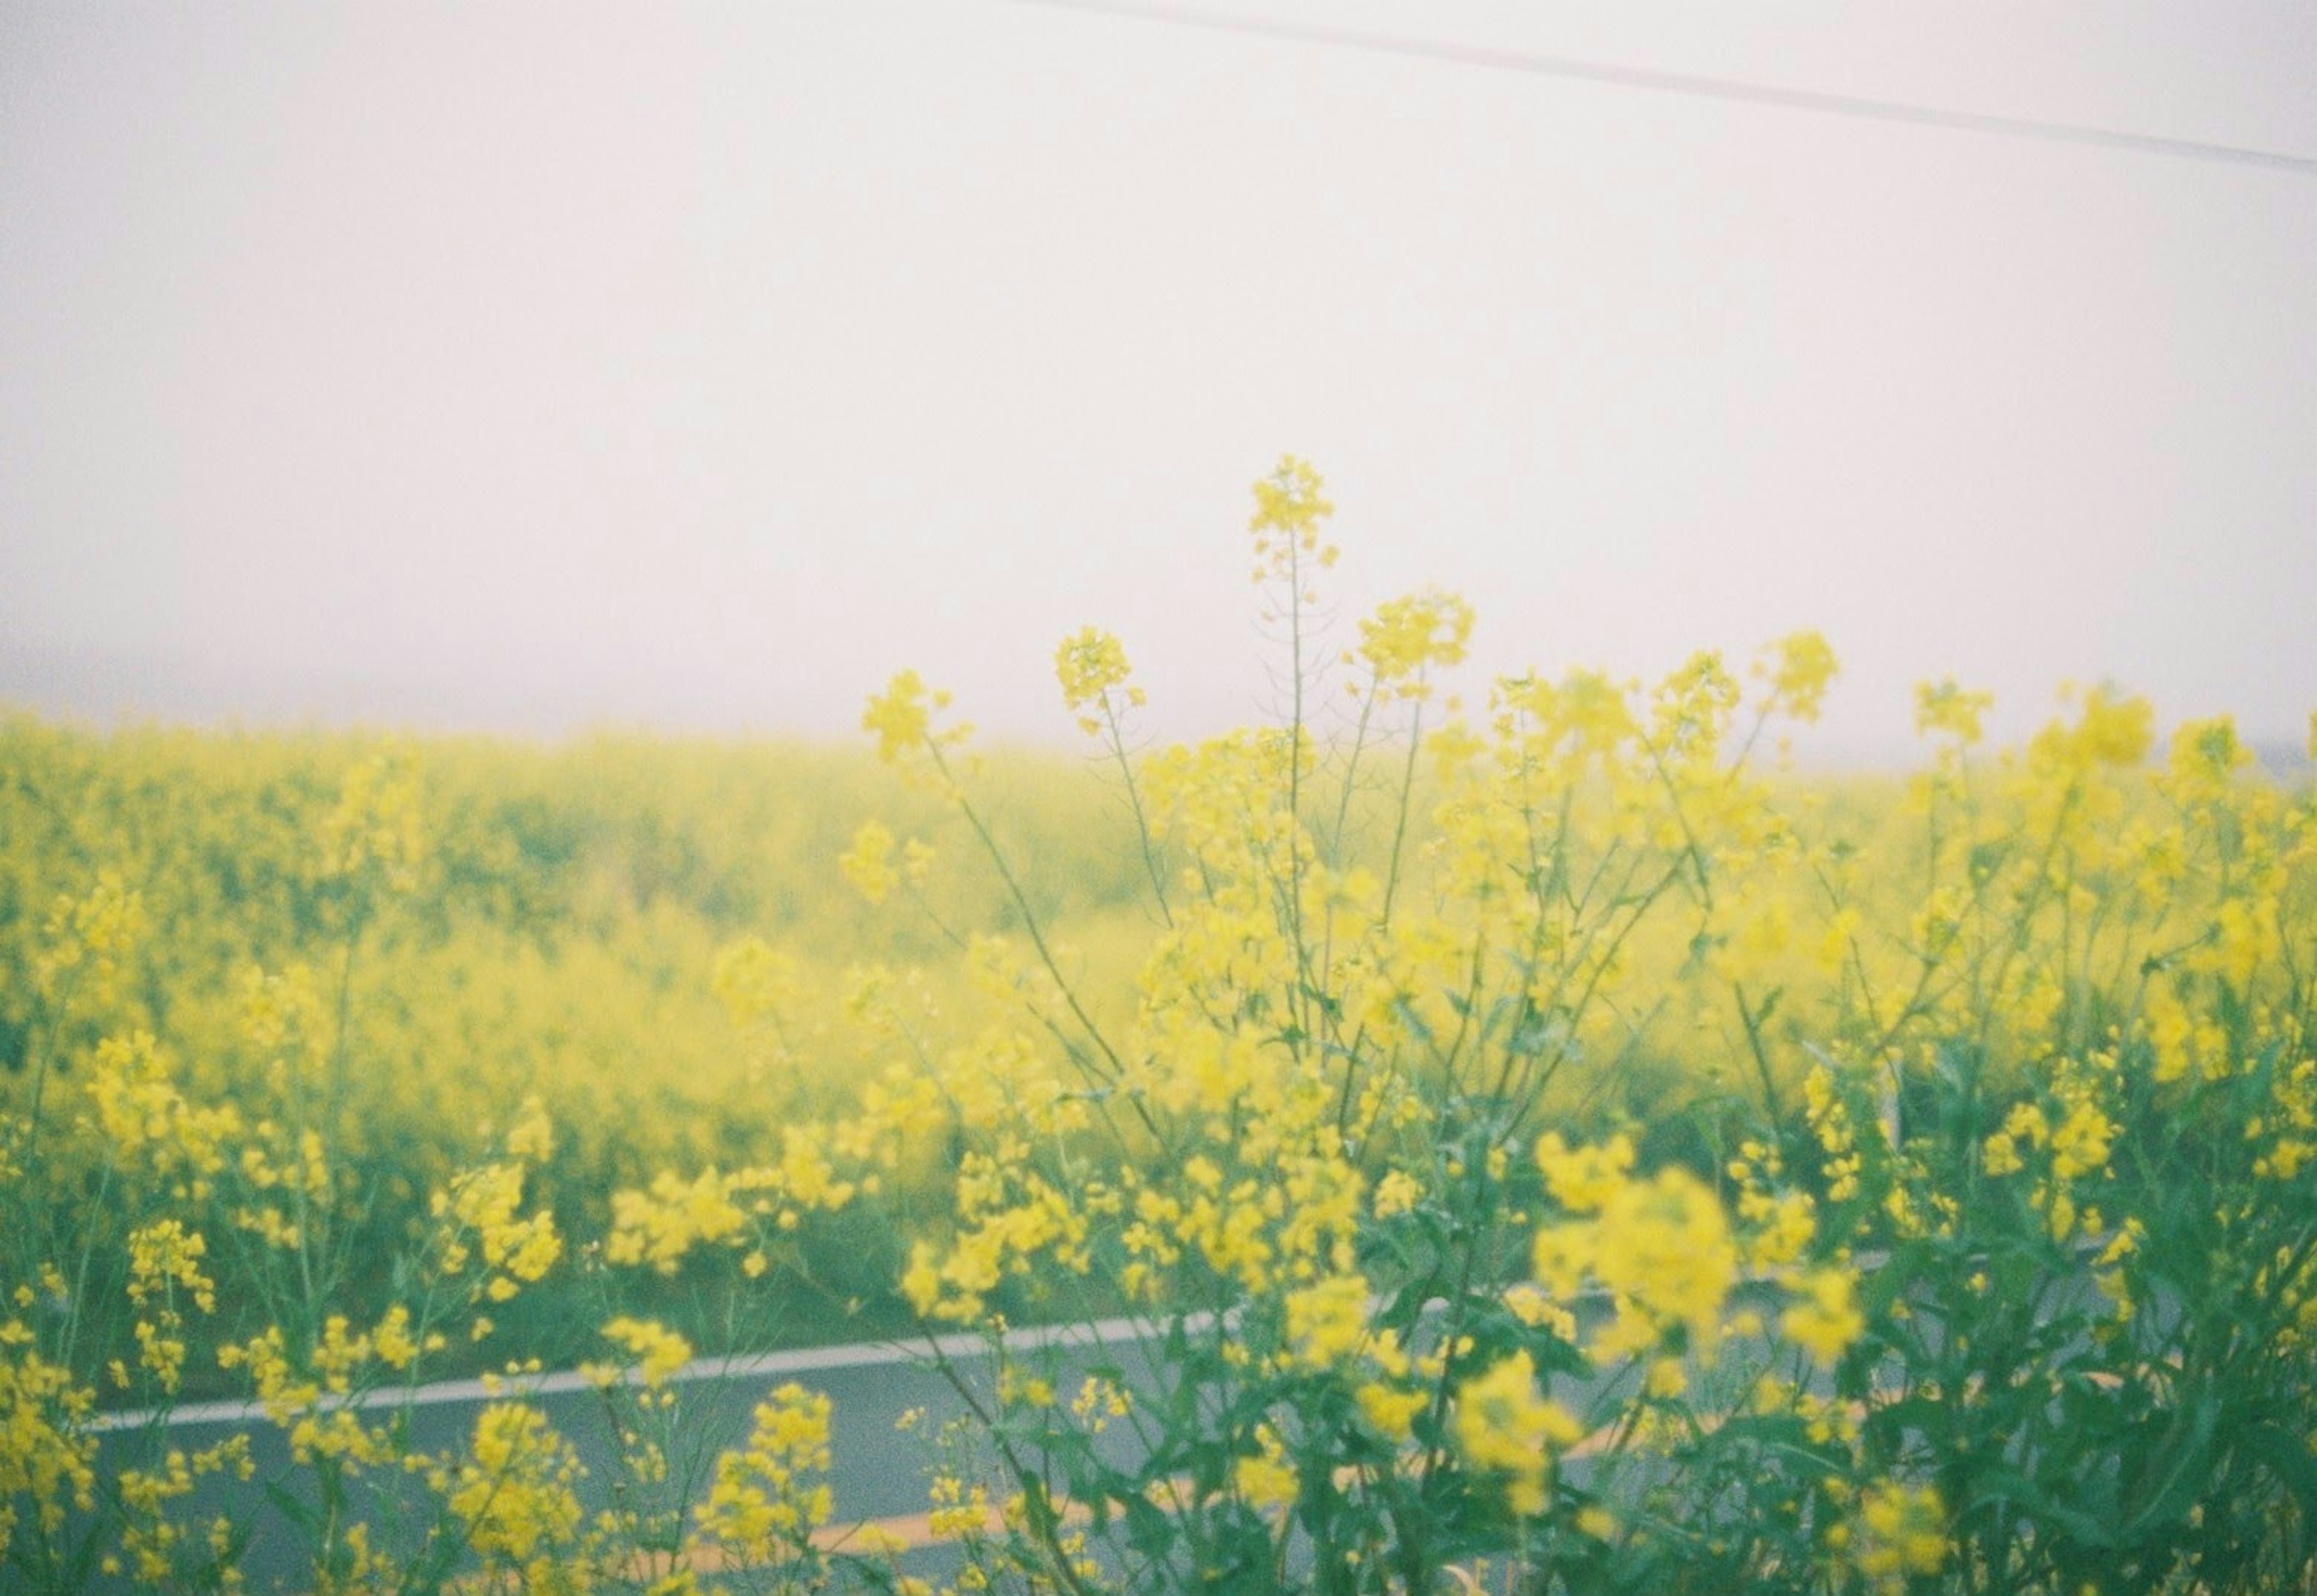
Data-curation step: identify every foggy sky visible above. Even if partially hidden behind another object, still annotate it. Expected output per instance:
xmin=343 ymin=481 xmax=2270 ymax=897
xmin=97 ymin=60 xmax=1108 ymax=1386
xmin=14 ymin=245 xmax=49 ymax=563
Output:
xmin=4 ymin=1 xmax=2314 ymax=760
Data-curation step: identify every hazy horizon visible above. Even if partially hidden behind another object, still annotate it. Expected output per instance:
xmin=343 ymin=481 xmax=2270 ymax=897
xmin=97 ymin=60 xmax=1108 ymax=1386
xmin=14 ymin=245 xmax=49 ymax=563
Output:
xmin=5 ymin=2 xmax=2314 ymax=761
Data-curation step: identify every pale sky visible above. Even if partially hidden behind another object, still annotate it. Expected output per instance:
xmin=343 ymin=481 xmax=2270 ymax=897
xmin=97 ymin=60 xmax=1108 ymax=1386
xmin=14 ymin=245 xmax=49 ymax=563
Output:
xmin=3 ymin=1 xmax=2313 ymax=760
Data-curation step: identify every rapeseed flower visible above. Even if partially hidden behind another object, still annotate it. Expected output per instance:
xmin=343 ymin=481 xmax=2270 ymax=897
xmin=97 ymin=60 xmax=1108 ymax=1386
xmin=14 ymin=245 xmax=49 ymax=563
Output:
xmin=1452 ymin=1350 xmax=1584 ymax=1515
xmin=1915 ymin=677 xmax=1992 ymax=744
xmin=1247 ymin=454 xmax=1338 ymax=583
xmin=439 ymin=1403 xmax=590 ymax=1581
xmin=696 ymin=1384 xmax=834 ymax=1565
xmin=1054 ymin=626 xmax=1145 ymax=734
xmin=1759 ymin=629 xmax=1839 ymax=723
xmin=1358 ymin=588 xmax=1473 ymax=700
xmin=600 ymin=1316 xmax=693 ymax=1388
xmin=1849 ymin=1480 xmax=1947 ymax=1589
xmin=1782 ymin=1268 xmax=1863 ymax=1362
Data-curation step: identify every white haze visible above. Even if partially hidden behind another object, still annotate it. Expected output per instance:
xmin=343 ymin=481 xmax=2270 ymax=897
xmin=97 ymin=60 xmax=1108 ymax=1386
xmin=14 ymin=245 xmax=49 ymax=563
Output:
xmin=3 ymin=1 xmax=2313 ymax=763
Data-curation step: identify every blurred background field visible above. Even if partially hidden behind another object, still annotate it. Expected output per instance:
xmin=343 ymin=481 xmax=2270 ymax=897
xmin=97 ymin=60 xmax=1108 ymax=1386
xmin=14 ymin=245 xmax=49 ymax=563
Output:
xmin=0 ymin=716 xmax=1169 ymax=1380
xmin=7 ymin=697 xmax=2306 ymax=1394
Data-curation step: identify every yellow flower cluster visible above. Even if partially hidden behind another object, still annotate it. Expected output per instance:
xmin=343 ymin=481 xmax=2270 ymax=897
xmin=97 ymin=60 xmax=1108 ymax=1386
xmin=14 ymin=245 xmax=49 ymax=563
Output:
xmin=215 ymin=1317 xmax=405 ymax=1467
xmin=1914 ymin=676 xmax=1992 ymax=743
xmin=1840 ymin=1480 xmax=1948 ymax=1590
xmin=1532 ymin=1158 xmax=1740 ymax=1372
xmin=316 ymin=748 xmax=425 ymax=892
xmin=432 ymin=1158 xmax=562 ymax=1303
xmin=599 ymin=1315 xmax=694 ymax=1389
xmin=32 ymin=869 xmax=146 ymax=1003
xmin=437 ymin=1402 xmax=593 ymax=1589
xmin=1247 ymin=453 xmax=1339 ymax=585
xmin=84 ymin=1032 xmax=239 ymax=1201
xmin=711 ymin=935 xmax=803 ymax=1028
xmin=862 ymin=668 xmax=971 ymax=776
xmin=1055 ymin=626 xmax=1146 ymax=735
xmin=121 ymin=1218 xmax=215 ymax=1394
xmin=235 ymin=962 xmax=328 ymax=1072
xmin=1758 ymin=629 xmax=1840 ymax=725
xmin=1452 ymin=1350 xmax=1586 ymax=1515
xmin=694 ymin=1384 xmax=834 ymax=1566
xmin=607 ymin=1124 xmax=862 ymax=1274
xmin=0 ymin=1323 xmax=97 ymax=1563
xmin=1781 ymin=1268 xmax=1863 ymax=1363
xmin=903 ymin=1147 xmax=1091 ymax=1322
xmin=1356 ymin=587 xmax=1473 ymax=701
xmin=105 ymin=1437 xmax=249 ymax=1586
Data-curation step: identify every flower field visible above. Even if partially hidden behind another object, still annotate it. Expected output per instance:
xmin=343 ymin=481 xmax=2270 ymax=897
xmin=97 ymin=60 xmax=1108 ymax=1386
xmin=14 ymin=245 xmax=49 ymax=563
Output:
xmin=5 ymin=462 xmax=2316 ymax=1594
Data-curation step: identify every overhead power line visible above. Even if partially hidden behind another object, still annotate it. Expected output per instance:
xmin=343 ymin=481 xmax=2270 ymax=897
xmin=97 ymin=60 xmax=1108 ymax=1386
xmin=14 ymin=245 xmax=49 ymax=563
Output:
xmin=1006 ymin=0 xmax=2317 ymax=177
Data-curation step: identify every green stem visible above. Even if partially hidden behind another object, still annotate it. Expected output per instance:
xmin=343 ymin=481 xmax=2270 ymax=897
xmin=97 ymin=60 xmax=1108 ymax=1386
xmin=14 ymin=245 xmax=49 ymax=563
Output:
xmin=1102 ymin=695 xmax=1174 ymax=928
xmin=1330 ymin=675 xmax=1381 ymax=866
xmin=1379 ymin=700 xmax=1425 ymax=933
xmin=929 ymin=742 xmax=1127 ymax=1087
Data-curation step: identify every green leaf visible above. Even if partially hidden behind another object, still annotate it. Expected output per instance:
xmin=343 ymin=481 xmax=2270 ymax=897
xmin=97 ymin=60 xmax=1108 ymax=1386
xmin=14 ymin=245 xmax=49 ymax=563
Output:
xmin=1970 ymin=1467 xmax=2120 ymax=1551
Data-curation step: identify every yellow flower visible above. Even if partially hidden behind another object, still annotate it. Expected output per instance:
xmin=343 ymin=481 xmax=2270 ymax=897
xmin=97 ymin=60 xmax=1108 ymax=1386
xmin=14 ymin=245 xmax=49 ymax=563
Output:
xmin=606 ymin=1166 xmax=749 ymax=1273
xmin=433 ymin=1160 xmax=561 ymax=1297
xmin=1743 ymin=1189 xmax=1817 ymax=1267
xmin=1915 ymin=677 xmax=1992 ymax=744
xmin=1233 ymin=1425 xmax=1300 ymax=1510
xmin=1071 ymin=1376 xmax=1131 ymax=1431
xmin=1759 ymin=630 xmax=1840 ymax=724
xmin=862 ymin=669 xmax=968 ymax=767
xmin=2036 ymin=683 xmax=2153 ymax=771
xmin=316 ymin=748 xmax=425 ymax=891
xmin=600 ymin=1317 xmax=693 ymax=1388
xmin=1358 ymin=588 xmax=1474 ymax=700
xmin=1356 ymin=1379 xmax=1428 ymax=1441
xmin=1535 ymin=1132 xmax=1635 ymax=1214
xmin=696 ymin=1384 xmax=835 ymax=1563
xmin=1371 ymin=1169 xmax=1424 ymax=1219
xmin=1782 ymin=1268 xmax=1864 ymax=1362
xmin=1452 ymin=1350 xmax=1584 ymax=1515
xmin=33 ymin=869 xmax=145 ymax=1002
xmin=1502 ymin=1284 xmax=1577 ymax=1342
xmin=1055 ymin=626 xmax=1145 ymax=733
xmin=1983 ymin=1130 xmax=2023 ymax=1178
xmin=483 ymin=1096 xmax=545 ymax=1169
xmin=1247 ymin=454 xmax=1338 ymax=583
xmin=1535 ymin=1159 xmax=1738 ymax=1362
xmin=124 ymin=1219 xmax=215 ymax=1315
xmin=837 ymin=822 xmax=900 ymax=906
xmin=372 ymin=1306 xmax=422 ymax=1371
xmin=1852 ymin=1481 xmax=1948 ymax=1588
xmin=1283 ymin=1273 xmax=1370 ymax=1369
xmin=438 ymin=1404 xmax=588 ymax=1572
xmin=2050 ymin=1096 xmax=2117 ymax=1181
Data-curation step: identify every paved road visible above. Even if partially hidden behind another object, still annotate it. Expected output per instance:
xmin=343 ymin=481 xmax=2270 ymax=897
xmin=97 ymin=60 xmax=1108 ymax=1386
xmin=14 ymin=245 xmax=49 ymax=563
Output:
xmin=83 ymin=1273 xmax=1972 ymax=1592
xmin=88 ymin=1317 xmax=1176 ymax=1592
xmin=82 ymin=1294 xmax=1670 ymax=1592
